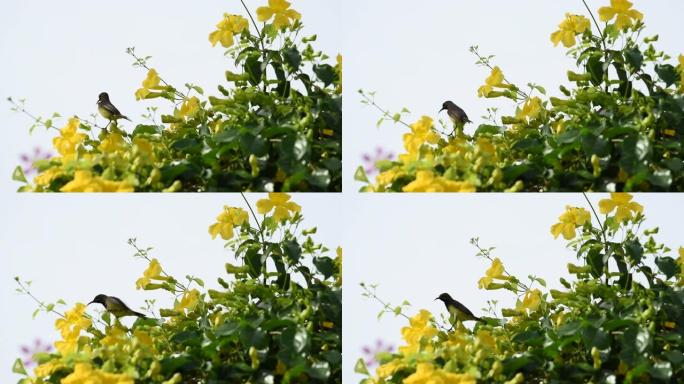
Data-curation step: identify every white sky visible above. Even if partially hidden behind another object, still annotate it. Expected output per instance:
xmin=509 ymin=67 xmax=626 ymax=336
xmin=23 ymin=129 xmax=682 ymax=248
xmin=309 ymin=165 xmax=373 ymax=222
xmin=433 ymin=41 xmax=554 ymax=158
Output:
xmin=343 ymin=0 xmax=684 ymax=189
xmin=343 ymin=193 xmax=684 ymax=382
xmin=0 ymin=0 xmax=341 ymax=193
xmin=0 ymin=193 xmax=342 ymax=382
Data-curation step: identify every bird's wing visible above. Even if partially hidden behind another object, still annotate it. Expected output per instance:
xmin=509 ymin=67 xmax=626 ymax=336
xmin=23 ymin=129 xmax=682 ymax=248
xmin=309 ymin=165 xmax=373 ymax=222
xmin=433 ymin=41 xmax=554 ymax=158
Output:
xmin=100 ymin=101 xmax=123 ymax=116
xmin=451 ymin=299 xmax=476 ymax=317
xmin=107 ymin=296 xmax=133 ymax=311
xmin=454 ymin=105 xmax=470 ymax=122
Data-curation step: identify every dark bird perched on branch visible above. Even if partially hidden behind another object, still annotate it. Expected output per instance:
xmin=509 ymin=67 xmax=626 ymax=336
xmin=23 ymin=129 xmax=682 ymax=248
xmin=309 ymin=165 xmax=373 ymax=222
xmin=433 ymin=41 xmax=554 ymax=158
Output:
xmin=435 ymin=292 xmax=482 ymax=325
xmin=439 ymin=101 xmax=471 ymax=136
xmin=97 ymin=92 xmax=131 ymax=124
xmin=88 ymin=294 xmax=146 ymax=318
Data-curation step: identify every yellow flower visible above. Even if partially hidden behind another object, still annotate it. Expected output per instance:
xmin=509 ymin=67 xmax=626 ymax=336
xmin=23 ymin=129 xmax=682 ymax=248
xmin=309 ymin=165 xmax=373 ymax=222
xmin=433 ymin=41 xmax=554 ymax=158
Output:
xmin=598 ymin=0 xmax=643 ymax=30
xmin=98 ymin=132 xmax=125 ymax=153
xmin=375 ymin=168 xmax=404 ymax=187
xmin=209 ymin=13 xmax=249 ymax=48
xmin=134 ymin=330 xmax=154 ymax=348
xmin=132 ymin=137 xmax=155 ymax=160
xmin=135 ymin=258 xmax=166 ymax=289
xmin=256 ymin=0 xmax=301 ymax=29
xmin=516 ymin=97 xmax=542 ymax=121
xmin=54 ymin=303 xmax=91 ymax=355
xmin=176 ymin=96 xmax=201 ymax=119
xmin=404 ymin=363 xmax=476 ymax=384
xmin=550 ymin=206 xmax=591 ymax=240
xmin=53 ymin=118 xmax=86 ymax=156
xmin=478 ymin=257 xmax=510 ymax=289
xmin=256 ymin=193 xmax=301 ymax=221
xmin=550 ymin=13 xmax=591 ymax=48
xmin=598 ymin=192 xmax=643 ymax=222
xmin=34 ymin=359 xmax=62 ymax=378
xmin=403 ymin=116 xmax=440 ymax=154
xmin=476 ymin=330 xmax=496 ymax=350
xmin=61 ymin=363 xmax=134 ymax=384
xmin=517 ymin=289 xmax=543 ymax=313
xmin=399 ymin=309 xmax=438 ymax=356
xmin=477 ymin=66 xmax=505 ymax=98
xmin=100 ymin=325 xmax=126 ymax=347
xmin=34 ymin=167 xmax=62 ymax=187
xmin=135 ymin=69 xmax=162 ymax=100
xmin=402 ymin=170 xmax=476 ymax=193
xmin=60 ymin=170 xmax=134 ymax=193
xmin=376 ymin=359 xmax=404 ymax=379
xmin=174 ymin=289 xmax=200 ymax=313
xmin=208 ymin=206 xmax=249 ymax=240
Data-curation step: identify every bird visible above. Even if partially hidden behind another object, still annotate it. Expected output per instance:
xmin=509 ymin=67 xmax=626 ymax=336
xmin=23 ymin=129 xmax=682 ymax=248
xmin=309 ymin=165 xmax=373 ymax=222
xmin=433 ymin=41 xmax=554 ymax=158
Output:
xmin=439 ymin=101 xmax=471 ymax=125
xmin=435 ymin=293 xmax=482 ymax=326
xmin=97 ymin=92 xmax=131 ymax=124
xmin=439 ymin=101 xmax=471 ymax=136
xmin=88 ymin=294 xmax=147 ymax=318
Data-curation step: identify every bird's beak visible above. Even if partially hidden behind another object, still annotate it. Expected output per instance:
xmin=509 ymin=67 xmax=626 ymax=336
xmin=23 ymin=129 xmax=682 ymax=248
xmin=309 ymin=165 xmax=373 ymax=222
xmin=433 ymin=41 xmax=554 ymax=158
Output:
xmin=87 ymin=301 xmax=95 ymax=305
xmin=438 ymin=107 xmax=445 ymax=113
xmin=434 ymin=297 xmax=439 ymax=301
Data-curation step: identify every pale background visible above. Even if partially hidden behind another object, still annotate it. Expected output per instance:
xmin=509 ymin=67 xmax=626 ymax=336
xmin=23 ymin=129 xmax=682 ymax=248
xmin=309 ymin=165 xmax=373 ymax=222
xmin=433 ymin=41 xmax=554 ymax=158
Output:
xmin=0 ymin=0 xmax=341 ymax=193
xmin=342 ymin=194 xmax=684 ymax=382
xmin=0 ymin=193 xmax=342 ymax=382
xmin=343 ymin=0 xmax=684 ymax=189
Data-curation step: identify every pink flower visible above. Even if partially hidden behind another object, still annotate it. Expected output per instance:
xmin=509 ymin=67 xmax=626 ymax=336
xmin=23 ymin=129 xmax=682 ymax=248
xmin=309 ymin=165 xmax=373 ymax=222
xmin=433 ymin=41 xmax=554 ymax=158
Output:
xmin=362 ymin=147 xmax=394 ymax=176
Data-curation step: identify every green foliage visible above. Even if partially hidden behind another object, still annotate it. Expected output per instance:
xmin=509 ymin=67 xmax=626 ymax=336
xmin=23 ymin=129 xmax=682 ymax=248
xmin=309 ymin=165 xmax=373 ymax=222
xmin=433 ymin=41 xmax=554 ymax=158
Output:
xmin=12 ymin=2 xmax=341 ymax=192
xmin=15 ymin=195 xmax=341 ymax=383
xmin=358 ymin=2 xmax=684 ymax=192
xmin=359 ymin=193 xmax=684 ymax=383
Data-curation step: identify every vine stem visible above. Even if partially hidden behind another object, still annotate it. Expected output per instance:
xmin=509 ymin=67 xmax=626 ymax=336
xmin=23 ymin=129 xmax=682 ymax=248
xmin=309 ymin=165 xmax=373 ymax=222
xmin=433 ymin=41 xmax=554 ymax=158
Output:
xmin=581 ymin=0 xmax=610 ymax=92
xmin=358 ymin=91 xmax=411 ymax=129
xmin=128 ymin=239 xmax=186 ymax=293
xmin=582 ymin=192 xmax=611 ymax=283
xmin=15 ymin=279 xmax=109 ymax=329
xmin=582 ymin=192 xmax=607 ymax=245
xmin=240 ymin=192 xmax=269 ymax=283
xmin=360 ymin=283 xmax=450 ymax=332
xmin=239 ymin=0 xmax=268 ymax=92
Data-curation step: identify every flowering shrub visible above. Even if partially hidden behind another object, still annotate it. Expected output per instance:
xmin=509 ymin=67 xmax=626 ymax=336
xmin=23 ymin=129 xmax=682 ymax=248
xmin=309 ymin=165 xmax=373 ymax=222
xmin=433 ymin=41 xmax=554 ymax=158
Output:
xmin=356 ymin=0 xmax=684 ymax=192
xmin=11 ymin=0 xmax=341 ymax=192
xmin=12 ymin=193 xmax=341 ymax=383
xmin=357 ymin=193 xmax=684 ymax=382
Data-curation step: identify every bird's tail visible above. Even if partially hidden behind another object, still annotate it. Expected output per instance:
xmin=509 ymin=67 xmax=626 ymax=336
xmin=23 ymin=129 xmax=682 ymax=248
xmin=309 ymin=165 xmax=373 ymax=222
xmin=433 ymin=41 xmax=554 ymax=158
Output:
xmin=122 ymin=115 xmax=131 ymax=121
xmin=132 ymin=310 xmax=147 ymax=318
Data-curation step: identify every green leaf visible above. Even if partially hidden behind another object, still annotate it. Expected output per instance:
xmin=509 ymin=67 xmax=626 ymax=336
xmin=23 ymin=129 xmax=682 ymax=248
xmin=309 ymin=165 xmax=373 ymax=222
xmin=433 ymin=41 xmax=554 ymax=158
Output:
xmin=354 ymin=358 xmax=370 ymax=375
xmin=313 ymin=256 xmax=335 ymax=279
xmin=655 ymin=256 xmax=678 ymax=279
xmin=12 ymin=166 xmax=27 ymax=183
xmin=648 ymin=169 xmax=672 ymax=188
xmin=306 ymin=168 xmax=331 ymax=189
xmin=12 ymin=358 xmax=27 ymax=375
xmin=655 ymin=64 xmax=678 ymax=86
xmin=171 ymin=137 xmax=203 ymax=155
xmin=284 ymin=239 xmax=302 ymax=264
xmin=624 ymin=46 xmax=643 ymax=71
xmin=474 ymin=124 xmax=503 ymax=137
xmin=354 ymin=166 xmax=370 ymax=183
xmin=283 ymin=47 xmax=302 ymax=71
xmin=132 ymin=124 xmax=161 ymax=136
xmin=306 ymin=361 xmax=331 ymax=380
xmin=649 ymin=361 xmax=672 ymax=380
xmin=313 ymin=64 xmax=336 ymax=86
xmin=624 ymin=239 xmax=644 ymax=265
